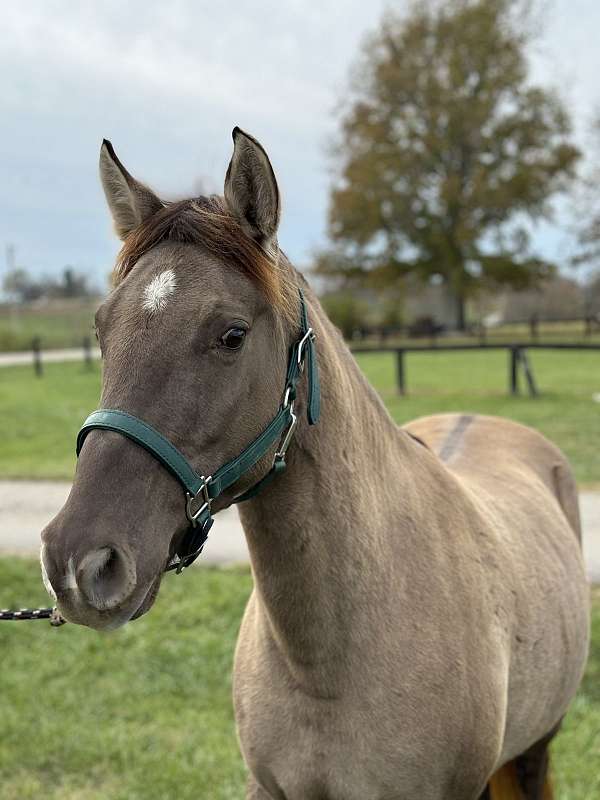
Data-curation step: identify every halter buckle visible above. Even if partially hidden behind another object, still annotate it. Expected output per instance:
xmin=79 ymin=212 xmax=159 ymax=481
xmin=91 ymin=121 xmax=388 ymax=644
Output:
xmin=296 ymin=327 xmax=315 ymax=366
xmin=282 ymin=386 xmax=293 ymax=409
xmin=275 ymin=406 xmax=297 ymax=460
xmin=186 ymin=476 xmax=212 ymax=527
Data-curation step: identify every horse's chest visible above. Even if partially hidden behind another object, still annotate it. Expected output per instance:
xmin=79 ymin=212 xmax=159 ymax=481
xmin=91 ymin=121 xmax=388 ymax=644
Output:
xmin=240 ymin=729 xmax=425 ymax=800
xmin=235 ymin=684 xmax=467 ymax=800
xmin=234 ymin=597 xmax=501 ymax=799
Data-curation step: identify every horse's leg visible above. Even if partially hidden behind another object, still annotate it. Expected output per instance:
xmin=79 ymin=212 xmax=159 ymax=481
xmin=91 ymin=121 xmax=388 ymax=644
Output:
xmin=484 ymin=721 xmax=561 ymax=800
xmin=486 ymin=761 xmax=526 ymax=799
xmin=514 ymin=721 xmax=561 ymax=800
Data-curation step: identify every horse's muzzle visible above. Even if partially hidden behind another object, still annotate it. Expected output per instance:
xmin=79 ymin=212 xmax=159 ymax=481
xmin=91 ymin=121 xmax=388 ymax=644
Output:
xmin=40 ymin=534 xmax=156 ymax=631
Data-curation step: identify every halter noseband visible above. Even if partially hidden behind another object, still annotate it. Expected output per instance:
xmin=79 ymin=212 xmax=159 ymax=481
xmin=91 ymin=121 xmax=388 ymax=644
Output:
xmin=76 ymin=290 xmax=320 ymax=574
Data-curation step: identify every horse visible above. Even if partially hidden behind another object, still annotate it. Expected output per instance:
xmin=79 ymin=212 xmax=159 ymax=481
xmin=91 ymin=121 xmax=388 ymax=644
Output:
xmin=40 ymin=128 xmax=590 ymax=800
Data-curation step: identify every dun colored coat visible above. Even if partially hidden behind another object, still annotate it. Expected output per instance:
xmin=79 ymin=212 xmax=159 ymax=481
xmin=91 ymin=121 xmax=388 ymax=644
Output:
xmin=41 ymin=129 xmax=590 ymax=800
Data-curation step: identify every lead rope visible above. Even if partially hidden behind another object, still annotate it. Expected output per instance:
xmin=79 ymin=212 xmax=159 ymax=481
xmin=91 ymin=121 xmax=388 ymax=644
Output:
xmin=0 ymin=607 xmax=66 ymax=626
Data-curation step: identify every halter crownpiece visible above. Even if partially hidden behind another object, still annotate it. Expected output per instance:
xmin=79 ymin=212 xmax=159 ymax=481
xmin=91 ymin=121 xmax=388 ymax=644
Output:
xmin=76 ymin=289 xmax=320 ymax=573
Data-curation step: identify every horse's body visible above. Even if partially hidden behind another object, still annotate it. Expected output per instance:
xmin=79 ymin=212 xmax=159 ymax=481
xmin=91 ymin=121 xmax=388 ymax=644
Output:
xmin=233 ymin=289 xmax=589 ymax=800
xmin=41 ymin=129 xmax=589 ymax=799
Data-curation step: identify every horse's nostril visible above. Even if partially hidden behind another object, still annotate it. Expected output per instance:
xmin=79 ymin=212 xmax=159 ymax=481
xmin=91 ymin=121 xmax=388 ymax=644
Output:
xmin=76 ymin=545 xmax=137 ymax=611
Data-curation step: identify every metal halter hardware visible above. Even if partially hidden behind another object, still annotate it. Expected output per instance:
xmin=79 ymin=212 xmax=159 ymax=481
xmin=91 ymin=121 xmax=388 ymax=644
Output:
xmin=273 ymin=327 xmax=314 ymax=461
xmin=296 ymin=328 xmax=315 ymax=366
xmin=275 ymin=401 xmax=297 ymax=461
xmin=186 ymin=477 xmax=212 ymax=526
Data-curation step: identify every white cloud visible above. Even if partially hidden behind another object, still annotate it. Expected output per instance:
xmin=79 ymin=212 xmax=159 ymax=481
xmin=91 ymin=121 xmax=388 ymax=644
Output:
xmin=0 ymin=0 xmax=598 ymax=286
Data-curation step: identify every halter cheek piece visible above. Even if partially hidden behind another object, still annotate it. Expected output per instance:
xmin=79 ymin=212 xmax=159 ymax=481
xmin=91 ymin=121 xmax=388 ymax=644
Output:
xmin=76 ymin=290 xmax=320 ymax=574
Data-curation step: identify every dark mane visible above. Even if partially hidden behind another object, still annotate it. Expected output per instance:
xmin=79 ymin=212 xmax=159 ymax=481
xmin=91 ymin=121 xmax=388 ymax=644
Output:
xmin=114 ymin=195 xmax=294 ymax=318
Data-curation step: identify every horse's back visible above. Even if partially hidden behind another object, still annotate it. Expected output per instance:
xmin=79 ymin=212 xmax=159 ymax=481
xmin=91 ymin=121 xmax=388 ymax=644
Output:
xmin=404 ymin=412 xmax=581 ymax=541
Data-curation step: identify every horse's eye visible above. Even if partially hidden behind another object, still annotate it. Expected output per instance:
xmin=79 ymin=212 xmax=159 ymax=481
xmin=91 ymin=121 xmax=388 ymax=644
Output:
xmin=220 ymin=327 xmax=247 ymax=350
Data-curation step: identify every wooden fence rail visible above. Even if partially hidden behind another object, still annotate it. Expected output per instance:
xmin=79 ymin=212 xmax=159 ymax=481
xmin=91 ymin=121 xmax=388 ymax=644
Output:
xmin=20 ymin=339 xmax=600 ymax=397
xmin=351 ymin=342 xmax=600 ymax=397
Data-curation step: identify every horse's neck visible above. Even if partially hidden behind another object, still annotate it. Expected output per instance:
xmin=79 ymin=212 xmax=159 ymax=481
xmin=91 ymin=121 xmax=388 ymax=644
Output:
xmin=238 ymin=291 xmax=419 ymax=688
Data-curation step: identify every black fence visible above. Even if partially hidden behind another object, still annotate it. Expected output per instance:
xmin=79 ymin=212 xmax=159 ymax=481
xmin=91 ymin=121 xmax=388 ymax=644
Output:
xmin=14 ymin=338 xmax=600 ymax=398
xmin=351 ymin=342 xmax=600 ymax=397
xmin=24 ymin=336 xmax=96 ymax=378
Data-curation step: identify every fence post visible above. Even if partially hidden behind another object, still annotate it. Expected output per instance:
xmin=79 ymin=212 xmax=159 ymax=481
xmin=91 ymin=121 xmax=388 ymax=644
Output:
xmin=529 ymin=314 xmax=538 ymax=341
xmin=396 ymin=349 xmax=405 ymax=395
xmin=509 ymin=346 xmax=519 ymax=395
xmin=32 ymin=336 xmax=43 ymax=378
xmin=82 ymin=336 xmax=92 ymax=370
xmin=519 ymin=349 xmax=538 ymax=397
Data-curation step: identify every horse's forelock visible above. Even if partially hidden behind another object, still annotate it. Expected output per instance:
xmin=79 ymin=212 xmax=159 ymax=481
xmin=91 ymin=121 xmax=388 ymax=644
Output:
xmin=113 ymin=197 xmax=296 ymax=321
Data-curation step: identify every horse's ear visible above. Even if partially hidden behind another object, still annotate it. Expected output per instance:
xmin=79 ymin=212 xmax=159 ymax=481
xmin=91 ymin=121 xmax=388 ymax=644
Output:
xmin=99 ymin=140 xmax=162 ymax=240
xmin=224 ymin=127 xmax=280 ymax=256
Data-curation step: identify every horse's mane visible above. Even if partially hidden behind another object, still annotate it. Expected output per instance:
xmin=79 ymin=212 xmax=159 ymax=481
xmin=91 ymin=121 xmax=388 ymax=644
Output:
xmin=114 ymin=195 xmax=295 ymax=319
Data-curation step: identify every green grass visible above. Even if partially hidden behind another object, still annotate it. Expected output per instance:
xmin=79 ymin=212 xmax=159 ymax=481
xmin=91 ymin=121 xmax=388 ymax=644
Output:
xmin=0 ymin=362 xmax=101 ymax=479
xmin=0 ymin=302 xmax=97 ymax=351
xmin=0 ymin=562 xmax=252 ymax=800
xmin=1 ymin=349 xmax=598 ymax=483
xmin=355 ymin=349 xmax=600 ymax=485
xmin=0 ymin=562 xmax=598 ymax=800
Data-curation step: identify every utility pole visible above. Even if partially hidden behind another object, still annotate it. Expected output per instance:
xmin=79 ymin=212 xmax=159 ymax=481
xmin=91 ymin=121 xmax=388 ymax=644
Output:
xmin=4 ymin=242 xmax=21 ymax=326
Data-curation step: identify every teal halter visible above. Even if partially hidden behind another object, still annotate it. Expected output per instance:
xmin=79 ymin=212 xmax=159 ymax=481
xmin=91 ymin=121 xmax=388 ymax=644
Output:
xmin=76 ymin=290 xmax=320 ymax=573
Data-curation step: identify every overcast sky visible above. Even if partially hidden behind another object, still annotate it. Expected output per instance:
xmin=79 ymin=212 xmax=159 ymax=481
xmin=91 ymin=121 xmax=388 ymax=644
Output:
xmin=1 ymin=0 xmax=599 ymax=290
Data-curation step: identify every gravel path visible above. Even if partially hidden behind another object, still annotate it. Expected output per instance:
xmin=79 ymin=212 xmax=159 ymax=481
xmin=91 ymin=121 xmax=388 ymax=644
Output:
xmin=0 ymin=348 xmax=101 ymax=368
xmin=1 ymin=481 xmax=599 ymax=582
xmin=0 ymin=481 xmax=246 ymax=565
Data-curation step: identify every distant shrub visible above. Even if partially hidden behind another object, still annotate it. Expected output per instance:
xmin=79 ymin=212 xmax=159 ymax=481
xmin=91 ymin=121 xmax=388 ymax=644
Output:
xmin=321 ymin=292 xmax=371 ymax=339
xmin=0 ymin=329 xmax=25 ymax=351
xmin=407 ymin=316 xmax=444 ymax=338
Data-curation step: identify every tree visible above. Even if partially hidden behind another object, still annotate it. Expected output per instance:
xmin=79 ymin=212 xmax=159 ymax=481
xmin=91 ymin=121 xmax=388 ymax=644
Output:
xmin=3 ymin=268 xmax=44 ymax=303
xmin=2 ymin=266 xmax=92 ymax=304
xmin=573 ymin=114 xmax=600 ymax=275
xmin=500 ymin=276 xmax=585 ymax=322
xmin=584 ymin=271 xmax=600 ymax=315
xmin=320 ymin=0 xmax=579 ymax=329
xmin=320 ymin=291 xmax=370 ymax=338
xmin=53 ymin=267 xmax=91 ymax=299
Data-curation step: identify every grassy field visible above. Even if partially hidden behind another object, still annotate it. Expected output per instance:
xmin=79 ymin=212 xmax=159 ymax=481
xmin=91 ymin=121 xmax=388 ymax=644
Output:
xmin=0 ymin=301 xmax=97 ymax=351
xmin=0 ymin=562 xmax=598 ymax=800
xmin=356 ymin=348 xmax=600 ymax=485
xmin=0 ymin=362 xmax=101 ymax=479
xmin=0 ymin=562 xmax=251 ymax=800
xmin=0 ymin=348 xmax=598 ymax=482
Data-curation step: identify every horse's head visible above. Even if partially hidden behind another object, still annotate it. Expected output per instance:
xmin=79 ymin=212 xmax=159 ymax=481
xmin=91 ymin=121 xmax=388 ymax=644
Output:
xmin=41 ymin=129 xmax=298 ymax=630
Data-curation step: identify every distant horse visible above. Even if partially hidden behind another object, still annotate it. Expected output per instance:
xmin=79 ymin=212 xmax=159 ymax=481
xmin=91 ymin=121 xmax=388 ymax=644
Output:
xmin=41 ymin=128 xmax=589 ymax=799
